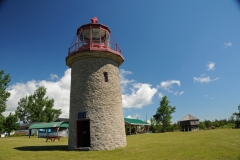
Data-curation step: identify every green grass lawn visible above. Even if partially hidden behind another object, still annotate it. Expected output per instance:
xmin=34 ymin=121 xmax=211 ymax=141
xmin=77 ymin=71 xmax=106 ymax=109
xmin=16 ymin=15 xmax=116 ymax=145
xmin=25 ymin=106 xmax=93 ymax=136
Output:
xmin=0 ymin=129 xmax=239 ymax=160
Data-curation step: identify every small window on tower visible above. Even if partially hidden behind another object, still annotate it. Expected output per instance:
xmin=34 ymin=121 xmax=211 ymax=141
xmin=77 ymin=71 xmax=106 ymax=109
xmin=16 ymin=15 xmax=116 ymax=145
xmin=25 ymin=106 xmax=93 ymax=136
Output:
xmin=103 ymin=72 xmax=108 ymax=82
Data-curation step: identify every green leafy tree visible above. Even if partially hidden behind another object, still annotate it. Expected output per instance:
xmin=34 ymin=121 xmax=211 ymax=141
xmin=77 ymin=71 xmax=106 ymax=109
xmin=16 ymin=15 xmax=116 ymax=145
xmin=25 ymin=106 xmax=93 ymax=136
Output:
xmin=199 ymin=121 xmax=206 ymax=130
xmin=232 ymin=105 xmax=240 ymax=128
xmin=149 ymin=117 xmax=156 ymax=133
xmin=204 ymin=120 xmax=212 ymax=128
xmin=166 ymin=125 xmax=174 ymax=132
xmin=4 ymin=113 xmax=19 ymax=137
xmin=0 ymin=115 xmax=5 ymax=133
xmin=15 ymin=96 xmax=30 ymax=123
xmin=155 ymin=120 xmax=162 ymax=132
xmin=228 ymin=115 xmax=235 ymax=125
xmin=219 ymin=119 xmax=227 ymax=127
xmin=15 ymin=86 xmax=62 ymax=123
xmin=212 ymin=119 xmax=220 ymax=128
xmin=0 ymin=70 xmax=11 ymax=114
xmin=172 ymin=122 xmax=181 ymax=131
xmin=153 ymin=96 xmax=176 ymax=132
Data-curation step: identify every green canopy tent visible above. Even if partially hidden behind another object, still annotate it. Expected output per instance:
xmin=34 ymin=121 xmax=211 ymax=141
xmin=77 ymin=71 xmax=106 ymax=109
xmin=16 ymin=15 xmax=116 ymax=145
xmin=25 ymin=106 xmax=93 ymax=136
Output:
xmin=124 ymin=118 xmax=150 ymax=135
xmin=29 ymin=122 xmax=69 ymax=129
xmin=28 ymin=121 xmax=69 ymax=138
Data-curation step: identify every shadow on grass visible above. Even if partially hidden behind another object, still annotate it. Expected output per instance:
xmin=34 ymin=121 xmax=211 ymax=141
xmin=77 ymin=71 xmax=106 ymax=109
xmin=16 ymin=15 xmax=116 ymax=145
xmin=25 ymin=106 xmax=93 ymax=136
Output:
xmin=14 ymin=145 xmax=69 ymax=151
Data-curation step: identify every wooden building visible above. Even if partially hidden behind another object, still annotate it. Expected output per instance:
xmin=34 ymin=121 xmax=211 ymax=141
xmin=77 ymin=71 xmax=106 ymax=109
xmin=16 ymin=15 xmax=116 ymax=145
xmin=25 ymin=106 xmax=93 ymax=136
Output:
xmin=179 ymin=114 xmax=199 ymax=132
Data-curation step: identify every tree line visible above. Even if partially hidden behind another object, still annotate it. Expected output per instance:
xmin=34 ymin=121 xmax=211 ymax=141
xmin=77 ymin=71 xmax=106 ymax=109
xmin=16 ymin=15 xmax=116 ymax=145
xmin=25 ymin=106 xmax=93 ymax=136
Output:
xmin=149 ymin=96 xmax=240 ymax=133
xmin=0 ymin=70 xmax=62 ymax=136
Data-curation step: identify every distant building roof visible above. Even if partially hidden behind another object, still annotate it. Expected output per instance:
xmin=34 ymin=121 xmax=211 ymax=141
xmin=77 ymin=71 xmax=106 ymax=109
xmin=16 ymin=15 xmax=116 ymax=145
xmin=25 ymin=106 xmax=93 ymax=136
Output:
xmin=179 ymin=114 xmax=199 ymax=121
xmin=29 ymin=121 xmax=69 ymax=129
xmin=54 ymin=118 xmax=69 ymax=122
xmin=19 ymin=122 xmax=43 ymax=130
xmin=124 ymin=118 xmax=150 ymax=125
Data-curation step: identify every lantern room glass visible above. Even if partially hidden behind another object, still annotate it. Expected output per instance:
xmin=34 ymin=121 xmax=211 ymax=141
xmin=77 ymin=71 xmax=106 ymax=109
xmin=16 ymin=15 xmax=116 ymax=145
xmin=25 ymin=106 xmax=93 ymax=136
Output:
xmin=79 ymin=27 xmax=110 ymax=47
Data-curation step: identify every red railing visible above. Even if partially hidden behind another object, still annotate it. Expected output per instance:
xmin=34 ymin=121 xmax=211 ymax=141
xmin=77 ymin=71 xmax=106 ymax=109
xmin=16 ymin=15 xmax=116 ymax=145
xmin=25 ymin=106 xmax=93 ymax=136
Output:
xmin=68 ymin=40 xmax=122 ymax=55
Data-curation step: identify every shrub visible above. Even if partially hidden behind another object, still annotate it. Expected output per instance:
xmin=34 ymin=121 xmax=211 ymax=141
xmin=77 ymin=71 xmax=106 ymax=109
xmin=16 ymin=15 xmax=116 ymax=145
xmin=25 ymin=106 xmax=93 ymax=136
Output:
xmin=12 ymin=131 xmax=27 ymax=136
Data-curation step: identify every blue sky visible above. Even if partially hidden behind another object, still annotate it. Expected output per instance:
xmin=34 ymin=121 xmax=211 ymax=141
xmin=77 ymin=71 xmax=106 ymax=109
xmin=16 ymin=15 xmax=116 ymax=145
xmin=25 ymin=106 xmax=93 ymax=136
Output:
xmin=1 ymin=0 xmax=240 ymax=123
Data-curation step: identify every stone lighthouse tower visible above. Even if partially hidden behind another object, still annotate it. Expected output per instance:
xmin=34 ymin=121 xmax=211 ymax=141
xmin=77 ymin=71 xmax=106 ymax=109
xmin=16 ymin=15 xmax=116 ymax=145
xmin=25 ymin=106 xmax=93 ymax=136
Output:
xmin=66 ymin=17 xmax=126 ymax=150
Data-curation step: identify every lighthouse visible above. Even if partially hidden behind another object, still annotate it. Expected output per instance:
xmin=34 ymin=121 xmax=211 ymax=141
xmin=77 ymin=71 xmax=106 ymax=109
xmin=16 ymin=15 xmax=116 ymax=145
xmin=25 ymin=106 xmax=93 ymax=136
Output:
xmin=66 ymin=17 xmax=126 ymax=150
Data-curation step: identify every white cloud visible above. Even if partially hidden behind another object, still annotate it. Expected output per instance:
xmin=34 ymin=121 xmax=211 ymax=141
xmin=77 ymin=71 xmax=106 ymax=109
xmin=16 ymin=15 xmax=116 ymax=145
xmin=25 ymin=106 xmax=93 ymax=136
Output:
xmin=179 ymin=91 xmax=184 ymax=95
xmin=223 ymin=42 xmax=232 ymax=48
xmin=119 ymin=69 xmax=134 ymax=92
xmin=159 ymin=80 xmax=181 ymax=91
xmin=173 ymin=92 xmax=178 ymax=96
xmin=122 ymin=83 xmax=157 ymax=108
xmin=126 ymin=114 xmax=141 ymax=119
xmin=120 ymin=69 xmax=157 ymax=108
xmin=173 ymin=91 xmax=184 ymax=96
xmin=4 ymin=69 xmax=71 ymax=118
xmin=203 ymin=94 xmax=214 ymax=100
xmin=158 ymin=93 xmax=164 ymax=98
xmin=206 ymin=62 xmax=215 ymax=71
xmin=193 ymin=75 xmax=219 ymax=83
xmin=157 ymin=80 xmax=183 ymax=97
xmin=50 ymin=74 xmax=58 ymax=80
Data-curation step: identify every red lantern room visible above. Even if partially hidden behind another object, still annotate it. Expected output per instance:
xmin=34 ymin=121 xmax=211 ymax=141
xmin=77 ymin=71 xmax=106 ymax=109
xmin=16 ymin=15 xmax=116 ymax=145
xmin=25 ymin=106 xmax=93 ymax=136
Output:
xmin=66 ymin=17 xmax=124 ymax=67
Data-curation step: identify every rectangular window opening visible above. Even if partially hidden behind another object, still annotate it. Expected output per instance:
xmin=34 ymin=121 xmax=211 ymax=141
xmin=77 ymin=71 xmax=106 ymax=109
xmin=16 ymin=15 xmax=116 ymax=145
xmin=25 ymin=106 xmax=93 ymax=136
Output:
xmin=103 ymin=72 xmax=108 ymax=82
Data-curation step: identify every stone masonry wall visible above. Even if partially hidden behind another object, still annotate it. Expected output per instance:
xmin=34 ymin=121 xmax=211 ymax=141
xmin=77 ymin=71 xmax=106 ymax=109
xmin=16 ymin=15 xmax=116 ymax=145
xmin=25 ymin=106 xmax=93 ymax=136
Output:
xmin=68 ymin=56 xmax=127 ymax=150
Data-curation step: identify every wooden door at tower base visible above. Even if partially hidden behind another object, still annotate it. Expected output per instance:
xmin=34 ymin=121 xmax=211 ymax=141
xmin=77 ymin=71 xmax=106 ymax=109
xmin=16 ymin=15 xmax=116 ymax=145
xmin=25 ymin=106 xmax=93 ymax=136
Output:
xmin=77 ymin=119 xmax=90 ymax=147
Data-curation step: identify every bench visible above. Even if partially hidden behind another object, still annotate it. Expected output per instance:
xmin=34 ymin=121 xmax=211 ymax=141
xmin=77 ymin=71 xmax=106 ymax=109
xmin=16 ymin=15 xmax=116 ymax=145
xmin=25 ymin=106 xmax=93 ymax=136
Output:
xmin=46 ymin=136 xmax=61 ymax=142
